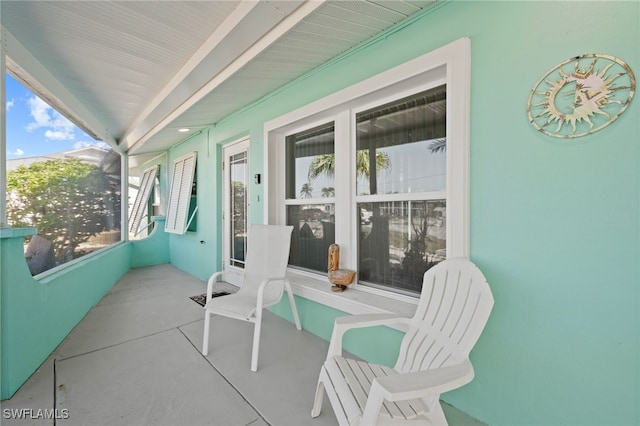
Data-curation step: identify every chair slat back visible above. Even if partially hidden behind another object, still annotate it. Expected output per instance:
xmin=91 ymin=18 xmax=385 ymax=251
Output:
xmin=394 ymin=258 xmax=493 ymax=373
xmin=241 ymin=224 xmax=293 ymax=303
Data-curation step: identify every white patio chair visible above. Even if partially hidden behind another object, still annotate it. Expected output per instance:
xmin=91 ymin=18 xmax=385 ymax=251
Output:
xmin=311 ymin=258 xmax=494 ymax=425
xmin=202 ymin=224 xmax=301 ymax=372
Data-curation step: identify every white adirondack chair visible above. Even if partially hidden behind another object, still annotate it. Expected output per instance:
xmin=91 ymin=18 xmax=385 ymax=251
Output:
xmin=202 ymin=224 xmax=301 ymax=372
xmin=311 ymin=258 xmax=494 ymax=425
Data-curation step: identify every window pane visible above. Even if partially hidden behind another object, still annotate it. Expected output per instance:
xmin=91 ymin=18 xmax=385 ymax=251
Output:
xmin=356 ymin=85 xmax=446 ymax=196
xmin=358 ymin=200 xmax=446 ymax=295
xmin=286 ymin=122 xmax=335 ymax=200
xmin=287 ymin=204 xmax=335 ymax=272
xmin=7 ymin=151 xmax=122 ymax=275
xmin=230 ymin=151 xmax=247 ymax=268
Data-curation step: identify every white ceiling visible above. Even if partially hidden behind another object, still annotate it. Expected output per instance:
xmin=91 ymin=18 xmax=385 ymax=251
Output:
xmin=2 ymin=1 xmax=438 ymax=164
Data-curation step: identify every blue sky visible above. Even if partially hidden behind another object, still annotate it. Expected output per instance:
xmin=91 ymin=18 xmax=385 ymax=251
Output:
xmin=5 ymin=73 xmax=108 ymax=159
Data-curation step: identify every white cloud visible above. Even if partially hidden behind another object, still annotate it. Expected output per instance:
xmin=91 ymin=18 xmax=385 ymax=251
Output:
xmin=26 ymin=96 xmax=76 ymax=141
xmin=45 ymin=129 xmax=74 ymax=140
xmin=6 ymin=99 xmax=14 ymax=111
xmin=9 ymin=148 xmax=24 ymax=157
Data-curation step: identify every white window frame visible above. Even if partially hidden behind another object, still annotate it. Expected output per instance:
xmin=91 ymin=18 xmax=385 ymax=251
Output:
xmin=128 ymin=164 xmax=159 ymax=236
xmin=264 ymin=38 xmax=469 ymax=309
xmin=165 ymin=151 xmax=198 ymax=235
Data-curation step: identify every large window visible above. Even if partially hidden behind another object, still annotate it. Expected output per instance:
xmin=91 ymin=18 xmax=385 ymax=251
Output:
xmin=7 ymin=152 xmax=122 ymax=275
xmin=5 ymin=74 xmax=122 ymax=275
xmin=266 ymin=39 xmax=470 ymax=298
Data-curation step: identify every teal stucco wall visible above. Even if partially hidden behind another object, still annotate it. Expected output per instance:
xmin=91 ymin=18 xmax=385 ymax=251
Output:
xmin=1 ymin=218 xmax=175 ymax=399
xmin=160 ymin=2 xmax=639 ymax=425
xmin=0 ymin=230 xmax=132 ymax=399
xmin=165 ymin=131 xmax=224 ymax=281
xmin=130 ymin=217 xmax=170 ymax=268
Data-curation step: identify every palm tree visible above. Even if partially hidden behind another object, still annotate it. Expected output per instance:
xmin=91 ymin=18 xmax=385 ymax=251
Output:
xmin=321 ymin=187 xmax=335 ymax=197
xmin=300 ymin=183 xmax=313 ymax=198
xmin=307 ymin=155 xmax=335 ymax=180
xmin=427 ymin=137 xmax=447 ymax=154
xmin=307 ymin=151 xmax=391 ymax=181
xmin=355 ymin=150 xmax=390 ymax=180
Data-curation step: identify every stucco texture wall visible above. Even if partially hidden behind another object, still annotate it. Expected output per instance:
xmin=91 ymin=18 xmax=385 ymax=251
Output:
xmin=161 ymin=2 xmax=639 ymax=424
xmin=0 ymin=231 xmax=132 ymax=399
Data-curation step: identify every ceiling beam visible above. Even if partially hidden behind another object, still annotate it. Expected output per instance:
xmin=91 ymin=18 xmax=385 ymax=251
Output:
xmin=126 ymin=0 xmax=326 ymax=155
xmin=119 ymin=1 xmax=261 ymax=152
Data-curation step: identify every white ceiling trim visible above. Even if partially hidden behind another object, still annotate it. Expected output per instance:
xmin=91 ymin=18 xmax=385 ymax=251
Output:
xmin=119 ymin=1 xmax=261 ymax=151
xmin=127 ymin=0 xmax=327 ymax=155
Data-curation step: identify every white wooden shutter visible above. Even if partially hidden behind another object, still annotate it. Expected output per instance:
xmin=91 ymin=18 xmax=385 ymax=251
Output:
xmin=165 ymin=152 xmax=197 ymax=234
xmin=128 ymin=165 xmax=159 ymax=235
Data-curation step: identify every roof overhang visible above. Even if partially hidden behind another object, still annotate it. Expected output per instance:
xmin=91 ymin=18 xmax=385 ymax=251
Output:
xmin=2 ymin=1 xmax=440 ymax=161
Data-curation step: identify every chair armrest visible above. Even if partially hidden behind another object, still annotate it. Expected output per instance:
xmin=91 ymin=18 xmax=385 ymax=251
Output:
xmin=327 ymin=314 xmax=411 ymax=359
xmin=206 ymin=270 xmax=243 ymax=304
xmin=360 ymin=360 xmax=474 ymax=424
xmin=255 ymin=277 xmax=287 ymax=310
xmin=376 ymin=360 xmax=474 ymax=401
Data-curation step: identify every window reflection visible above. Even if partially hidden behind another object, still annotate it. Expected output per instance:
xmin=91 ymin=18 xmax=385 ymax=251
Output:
xmin=359 ymin=200 xmax=446 ymax=295
xmin=287 ymin=204 xmax=335 ymax=272
xmin=285 ymin=122 xmax=336 ymax=273
xmin=356 ymin=86 xmax=446 ymax=196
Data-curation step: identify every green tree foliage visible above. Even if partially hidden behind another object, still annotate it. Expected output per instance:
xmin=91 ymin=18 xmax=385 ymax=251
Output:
xmin=7 ymin=158 xmax=119 ymax=262
xmin=307 ymin=151 xmax=391 ymax=181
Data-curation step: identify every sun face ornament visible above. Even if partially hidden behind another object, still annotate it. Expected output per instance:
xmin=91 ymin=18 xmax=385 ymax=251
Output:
xmin=527 ymin=54 xmax=635 ymax=138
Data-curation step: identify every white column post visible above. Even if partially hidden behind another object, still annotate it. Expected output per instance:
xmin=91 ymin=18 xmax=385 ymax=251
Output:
xmin=1 ymin=25 xmax=8 ymax=228
xmin=121 ymin=153 xmax=129 ymax=241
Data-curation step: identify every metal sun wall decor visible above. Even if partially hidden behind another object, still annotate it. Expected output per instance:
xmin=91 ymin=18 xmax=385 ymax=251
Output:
xmin=527 ymin=54 xmax=636 ymax=138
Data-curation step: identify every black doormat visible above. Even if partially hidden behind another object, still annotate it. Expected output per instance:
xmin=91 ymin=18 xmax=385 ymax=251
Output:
xmin=190 ymin=291 xmax=231 ymax=307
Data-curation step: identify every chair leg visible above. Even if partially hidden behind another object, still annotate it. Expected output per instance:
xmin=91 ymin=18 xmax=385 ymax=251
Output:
xmin=424 ymin=396 xmax=448 ymax=425
xmin=284 ymin=281 xmax=302 ymax=330
xmin=311 ymin=370 xmax=327 ymax=418
xmin=251 ymin=310 xmax=263 ymax=372
xmin=202 ymin=311 xmax=211 ymax=356
xmin=361 ymin=382 xmax=385 ymax=426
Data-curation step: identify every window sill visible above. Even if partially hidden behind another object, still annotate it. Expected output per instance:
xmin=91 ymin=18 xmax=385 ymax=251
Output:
xmin=36 ymin=241 xmax=128 ymax=283
xmin=286 ymin=270 xmax=418 ymax=318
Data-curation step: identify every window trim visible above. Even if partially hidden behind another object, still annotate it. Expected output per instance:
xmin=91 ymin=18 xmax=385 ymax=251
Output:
xmin=165 ymin=151 xmax=197 ymax=235
xmin=264 ymin=38 xmax=470 ymax=309
xmin=129 ymin=164 xmax=159 ymax=236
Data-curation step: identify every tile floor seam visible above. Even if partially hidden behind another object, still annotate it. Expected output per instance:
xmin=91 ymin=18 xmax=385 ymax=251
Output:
xmin=245 ymin=418 xmax=265 ymax=426
xmin=176 ymin=325 xmax=272 ymax=426
xmin=53 ymin=358 xmax=57 ymax=426
xmin=177 ymin=317 xmax=206 ymax=328
xmin=55 ymin=326 xmax=183 ymax=362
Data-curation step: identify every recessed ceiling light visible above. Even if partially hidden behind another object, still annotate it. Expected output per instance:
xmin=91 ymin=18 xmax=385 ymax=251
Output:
xmin=178 ymin=128 xmax=190 ymax=133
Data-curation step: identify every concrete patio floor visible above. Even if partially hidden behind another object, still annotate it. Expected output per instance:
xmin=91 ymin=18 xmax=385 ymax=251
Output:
xmin=2 ymin=264 xmax=485 ymax=426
